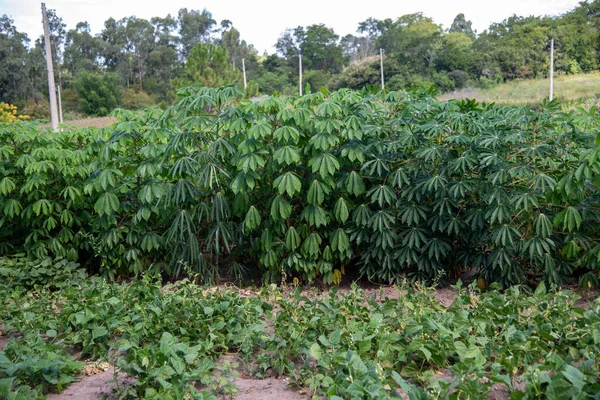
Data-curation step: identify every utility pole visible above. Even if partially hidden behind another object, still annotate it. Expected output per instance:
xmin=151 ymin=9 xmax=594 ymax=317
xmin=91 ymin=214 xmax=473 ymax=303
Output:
xmin=242 ymin=58 xmax=247 ymax=90
xmin=41 ymin=3 xmax=58 ymax=131
xmin=57 ymin=85 xmax=63 ymax=124
xmin=299 ymin=54 xmax=303 ymax=96
xmin=380 ymin=48 xmax=385 ymax=90
xmin=549 ymin=38 xmax=554 ymax=101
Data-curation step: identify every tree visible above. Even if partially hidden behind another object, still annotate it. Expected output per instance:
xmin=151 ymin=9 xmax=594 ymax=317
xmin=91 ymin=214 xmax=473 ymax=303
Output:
xmin=172 ymin=43 xmax=240 ymax=90
xmin=177 ymin=8 xmax=216 ymax=59
xmin=449 ymin=13 xmax=476 ymax=41
xmin=74 ymin=71 xmax=120 ymax=116
xmin=340 ymin=34 xmax=375 ymax=63
xmin=436 ymin=32 xmax=473 ymax=72
xmin=124 ymin=17 xmax=155 ymax=90
xmin=63 ymin=22 xmax=102 ymax=78
xmin=0 ymin=15 xmax=31 ymax=103
xmin=276 ymin=24 xmax=345 ymax=73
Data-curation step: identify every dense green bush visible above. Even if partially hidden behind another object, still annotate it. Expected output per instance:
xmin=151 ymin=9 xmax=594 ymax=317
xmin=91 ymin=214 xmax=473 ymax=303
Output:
xmin=121 ymin=88 xmax=156 ymax=110
xmin=74 ymin=71 xmax=121 ymax=116
xmin=0 ymin=87 xmax=599 ymax=286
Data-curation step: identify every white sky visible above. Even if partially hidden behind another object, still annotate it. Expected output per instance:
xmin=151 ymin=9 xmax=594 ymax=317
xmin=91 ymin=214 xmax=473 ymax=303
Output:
xmin=0 ymin=0 xmax=582 ymax=54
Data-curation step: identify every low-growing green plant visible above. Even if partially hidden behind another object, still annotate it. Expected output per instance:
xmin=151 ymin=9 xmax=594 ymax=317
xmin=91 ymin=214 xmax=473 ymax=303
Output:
xmin=0 ymin=255 xmax=87 ymax=290
xmin=1 ymin=271 xmax=599 ymax=399
xmin=0 ymin=333 xmax=83 ymax=396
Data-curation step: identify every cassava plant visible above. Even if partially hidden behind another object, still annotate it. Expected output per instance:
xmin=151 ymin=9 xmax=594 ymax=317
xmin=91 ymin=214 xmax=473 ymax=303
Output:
xmin=0 ymin=85 xmax=599 ymax=286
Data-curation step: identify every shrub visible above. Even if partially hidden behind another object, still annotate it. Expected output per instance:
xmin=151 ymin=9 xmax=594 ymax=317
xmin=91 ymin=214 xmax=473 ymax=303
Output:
xmin=447 ymin=70 xmax=470 ymax=89
xmin=74 ymin=72 xmax=121 ymax=116
xmin=121 ymin=88 xmax=156 ymax=110
xmin=0 ymin=103 xmax=29 ymax=123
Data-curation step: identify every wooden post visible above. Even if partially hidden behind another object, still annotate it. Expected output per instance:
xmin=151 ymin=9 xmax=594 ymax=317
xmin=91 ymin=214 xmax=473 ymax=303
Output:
xmin=41 ymin=3 xmax=58 ymax=131
xmin=380 ymin=48 xmax=385 ymax=90
xmin=242 ymin=58 xmax=247 ymax=90
xmin=57 ymin=85 xmax=63 ymax=124
xmin=299 ymin=54 xmax=303 ymax=96
xmin=549 ymin=38 xmax=554 ymax=101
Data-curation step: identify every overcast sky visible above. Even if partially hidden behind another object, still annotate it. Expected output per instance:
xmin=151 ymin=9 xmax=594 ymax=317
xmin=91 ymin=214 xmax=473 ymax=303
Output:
xmin=0 ymin=0 xmax=582 ymax=54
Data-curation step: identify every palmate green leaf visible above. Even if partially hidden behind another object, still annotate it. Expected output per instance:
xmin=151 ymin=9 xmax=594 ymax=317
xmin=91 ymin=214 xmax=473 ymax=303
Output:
xmin=0 ymin=177 xmax=15 ymax=195
xmin=491 ymin=224 xmax=519 ymax=247
xmin=32 ymin=199 xmax=53 ymax=216
xmin=3 ymin=199 xmax=22 ymax=218
xmin=522 ymin=237 xmax=554 ymax=259
xmin=273 ymin=126 xmax=301 ymax=144
xmin=352 ymin=204 xmax=372 ymax=227
xmin=96 ymin=168 xmax=123 ymax=191
xmin=425 ymin=238 xmax=451 ymax=261
xmin=370 ymin=210 xmax=395 ymax=232
xmin=302 ymin=232 xmax=322 ymax=259
xmin=94 ymin=192 xmax=120 ymax=216
xmin=60 ymin=186 xmax=82 ymax=202
xmin=399 ymin=204 xmax=427 ymax=226
xmin=330 ymin=228 xmax=351 ymax=255
xmin=140 ymin=232 xmax=162 ymax=252
xmin=307 ymin=179 xmax=331 ymax=205
xmin=340 ymin=142 xmax=365 ymax=163
xmin=534 ymin=213 xmax=553 ymax=238
xmin=333 ymin=197 xmax=350 ymax=223
xmin=487 ymin=204 xmax=511 ymax=225
xmin=367 ymin=184 xmax=397 ymax=207
xmin=273 ymin=146 xmax=301 ymax=166
xmin=237 ymin=152 xmax=266 ymax=173
xmin=555 ymin=206 xmax=583 ymax=232
xmin=273 ymin=172 xmax=302 ymax=197
xmin=293 ymin=107 xmax=311 ymax=125
xmin=301 ymin=204 xmax=328 ymax=228
xmin=362 ymin=156 xmax=390 ymax=177
xmin=401 ymin=227 xmax=428 ymax=249
xmin=244 ymin=206 xmax=261 ymax=231
xmin=315 ymin=99 xmax=342 ymax=117
xmin=308 ymin=152 xmax=340 ymax=179
xmin=237 ymin=138 xmax=260 ymax=155
xmin=271 ymin=195 xmax=292 ymax=220
xmin=309 ymin=132 xmax=339 ymax=151
xmin=138 ymin=182 xmax=166 ymax=204
xmin=231 ymin=170 xmax=261 ymax=194
xmin=285 ymin=226 xmax=301 ymax=250
xmin=248 ymin=121 xmax=272 ymax=139
xmin=345 ymin=171 xmax=366 ymax=197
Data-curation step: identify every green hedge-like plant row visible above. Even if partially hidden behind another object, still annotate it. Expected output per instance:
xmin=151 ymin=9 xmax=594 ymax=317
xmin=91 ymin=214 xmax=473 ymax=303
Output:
xmin=1 ymin=86 xmax=599 ymax=286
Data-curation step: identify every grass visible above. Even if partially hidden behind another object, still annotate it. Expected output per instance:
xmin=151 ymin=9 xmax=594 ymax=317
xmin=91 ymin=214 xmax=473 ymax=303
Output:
xmin=39 ymin=116 xmax=116 ymax=129
xmin=439 ymin=71 xmax=600 ymax=110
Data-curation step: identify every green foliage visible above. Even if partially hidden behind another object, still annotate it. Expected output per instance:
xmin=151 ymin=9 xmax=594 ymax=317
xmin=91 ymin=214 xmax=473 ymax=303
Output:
xmin=0 ymin=256 xmax=87 ymax=290
xmin=171 ymin=43 xmax=240 ymax=91
xmin=0 ymin=334 xmax=83 ymax=397
xmin=121 ymin=88 xmax=156 ymax=110
xmin=1 ymin=88 xmax=599 ymax=286
xmin=1 ymin=265 xmax=600 ymax=399
xmin=74 ymin=71 xmax=121 ymax=116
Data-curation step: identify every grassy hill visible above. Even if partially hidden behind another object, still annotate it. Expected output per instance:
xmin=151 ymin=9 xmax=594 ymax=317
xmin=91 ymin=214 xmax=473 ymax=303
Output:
xmin=439 ymin=72 xmax=600 ymax=110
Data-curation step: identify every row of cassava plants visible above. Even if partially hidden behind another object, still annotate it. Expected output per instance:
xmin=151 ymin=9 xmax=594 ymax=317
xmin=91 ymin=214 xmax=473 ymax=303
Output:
xmin=0 ymin=85 xmax=599 ymax=286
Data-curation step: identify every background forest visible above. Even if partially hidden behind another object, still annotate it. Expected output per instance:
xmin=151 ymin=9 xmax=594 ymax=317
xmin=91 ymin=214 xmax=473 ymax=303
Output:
xmin=1 ymin=1 xmax=600 ymax=119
